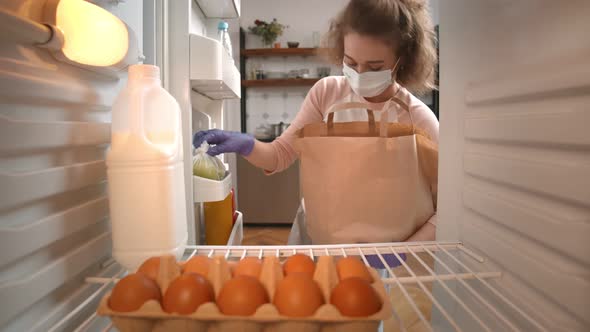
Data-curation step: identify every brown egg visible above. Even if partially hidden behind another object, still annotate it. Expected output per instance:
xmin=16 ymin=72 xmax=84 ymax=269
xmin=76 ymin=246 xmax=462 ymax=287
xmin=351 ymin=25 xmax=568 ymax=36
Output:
xmin=162 ymin=273 xmax=215 ymax=314
xmin=273 ymin=274 xmax=325 ymax=317
xmin=283 ymin=254 xmax=315 ymax=277
xmin=330 ymin=277 xmax=382 ymax=317
xmin=217 ymin=276 xmax=269 ymax=316
xmin=336 ymin=257 xmax=373 ymax=283
xmin=233 ymin=257 xmax=263 ymax=278
xmin=137 ymin=256 xmax=160 ymax=281
xmin=108 ymin=273 xmax=161 ymax=312
xmin=183 ymin=256 xmax=211 ymax=277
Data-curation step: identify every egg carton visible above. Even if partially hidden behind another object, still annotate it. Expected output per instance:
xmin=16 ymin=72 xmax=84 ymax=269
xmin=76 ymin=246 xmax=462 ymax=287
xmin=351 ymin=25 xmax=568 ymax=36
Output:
xmin=97 ymin=255 xmax=392 ymax=332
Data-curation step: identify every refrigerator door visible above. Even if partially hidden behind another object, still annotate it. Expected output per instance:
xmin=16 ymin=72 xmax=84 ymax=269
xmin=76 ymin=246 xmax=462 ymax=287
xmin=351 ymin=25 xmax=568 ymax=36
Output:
xmin=0 ymin=2 xmax=144 ymax=331
xmin=437 ymin=0 xmax=590 ymax=330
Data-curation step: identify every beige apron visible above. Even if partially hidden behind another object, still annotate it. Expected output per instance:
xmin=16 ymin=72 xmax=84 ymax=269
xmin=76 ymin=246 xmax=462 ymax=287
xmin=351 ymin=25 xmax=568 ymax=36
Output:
xmin=291 ymin=98 xmax=438 ymax=244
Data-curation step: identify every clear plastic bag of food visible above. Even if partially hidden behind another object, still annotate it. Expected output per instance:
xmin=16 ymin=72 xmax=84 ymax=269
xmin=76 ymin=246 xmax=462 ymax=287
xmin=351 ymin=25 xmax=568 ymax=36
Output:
xmin=193 ymin=142 xmax=226 ymax=180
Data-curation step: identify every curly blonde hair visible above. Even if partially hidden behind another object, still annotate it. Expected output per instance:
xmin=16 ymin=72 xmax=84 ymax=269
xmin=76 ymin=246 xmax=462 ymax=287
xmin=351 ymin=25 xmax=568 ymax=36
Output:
xmin=324 ymin=0 xmax=437 ymax=94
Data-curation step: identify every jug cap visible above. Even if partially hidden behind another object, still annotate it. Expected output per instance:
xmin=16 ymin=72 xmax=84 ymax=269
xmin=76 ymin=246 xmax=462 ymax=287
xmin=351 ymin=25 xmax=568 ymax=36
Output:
xmin=129 ymin=64 xmax=160 ymax=80
xmin=218 ymin=21 xmax=229 ymax=30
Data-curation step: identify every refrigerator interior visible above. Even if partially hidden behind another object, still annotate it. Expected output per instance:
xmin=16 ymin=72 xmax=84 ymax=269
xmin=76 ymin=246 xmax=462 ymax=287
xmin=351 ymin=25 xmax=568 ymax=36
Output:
xmin=0 ymin=0 xmax=588 ymax=331
xmin=436 ymin=1 xmax=589 ymax=330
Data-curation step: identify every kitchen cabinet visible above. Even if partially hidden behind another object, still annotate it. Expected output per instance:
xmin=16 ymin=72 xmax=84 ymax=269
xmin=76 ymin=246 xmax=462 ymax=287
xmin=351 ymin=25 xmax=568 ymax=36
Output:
xmin=241 ymin=47 xmax=328 ymax=57
xmin=237 ymin=157 xmax=300 ymax=225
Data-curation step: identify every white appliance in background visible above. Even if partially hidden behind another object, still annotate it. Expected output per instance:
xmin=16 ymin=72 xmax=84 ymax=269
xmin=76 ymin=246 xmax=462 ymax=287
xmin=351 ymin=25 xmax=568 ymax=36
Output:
xmin=0 ymin=1 xmax=587 ymax=332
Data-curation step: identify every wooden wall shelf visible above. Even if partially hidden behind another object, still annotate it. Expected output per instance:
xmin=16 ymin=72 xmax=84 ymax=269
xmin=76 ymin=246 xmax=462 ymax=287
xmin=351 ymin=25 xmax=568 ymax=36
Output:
xmin=238 ymin=29 xmax=332 ymax=132
xmin=241 ymin=48 xmax=329 ymax=57
xmin=242 ymin=78 xmax=320 ymax=87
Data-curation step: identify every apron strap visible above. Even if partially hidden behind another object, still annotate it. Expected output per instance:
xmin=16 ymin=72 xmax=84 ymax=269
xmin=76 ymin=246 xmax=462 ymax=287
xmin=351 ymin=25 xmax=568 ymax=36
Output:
xmin=379 ymin=97 xmax=414 ymax=137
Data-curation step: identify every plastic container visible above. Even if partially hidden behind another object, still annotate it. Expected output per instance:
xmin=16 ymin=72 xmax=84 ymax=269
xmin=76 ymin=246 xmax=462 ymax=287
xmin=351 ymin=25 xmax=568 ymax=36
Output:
xmin=106 ymin=64 xmax=187 ymax=271
xmin=217 ymin=21 xmax=232 ymax=59
xmin=204 ymin=193 xmax=234 ymax=245
xmin=97 ymin=254 xmax=391 ymax=332
xmin=192 ymin=171 xmax=232 ymax=202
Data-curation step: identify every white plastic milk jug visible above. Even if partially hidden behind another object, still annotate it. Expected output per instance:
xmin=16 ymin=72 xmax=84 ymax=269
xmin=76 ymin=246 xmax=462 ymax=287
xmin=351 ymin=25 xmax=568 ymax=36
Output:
xmin=106 ymin=64 xmax=187 ymax=271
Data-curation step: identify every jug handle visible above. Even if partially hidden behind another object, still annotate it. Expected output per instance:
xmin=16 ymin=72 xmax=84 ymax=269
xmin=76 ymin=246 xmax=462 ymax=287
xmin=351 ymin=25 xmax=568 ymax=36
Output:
xmin=172 ymin=99 xmax=182 ymax=159
xmin=130 ymin=86 xmax=146 ymax=140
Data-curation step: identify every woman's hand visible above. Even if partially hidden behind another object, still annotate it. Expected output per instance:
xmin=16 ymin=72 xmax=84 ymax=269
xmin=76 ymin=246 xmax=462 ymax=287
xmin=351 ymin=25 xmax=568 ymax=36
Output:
xmin=193 ymin=129 xmax=255 ymax=156
xmin=405 ymin=222 xmax=436 ymax=242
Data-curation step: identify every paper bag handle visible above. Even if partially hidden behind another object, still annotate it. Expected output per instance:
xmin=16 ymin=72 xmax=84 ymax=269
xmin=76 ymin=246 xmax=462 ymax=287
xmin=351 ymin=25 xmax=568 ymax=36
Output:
xmin=326 ymin=102 xmax=377 ymax=136
xmin=325 ymin=98 xmax=414 ymax=137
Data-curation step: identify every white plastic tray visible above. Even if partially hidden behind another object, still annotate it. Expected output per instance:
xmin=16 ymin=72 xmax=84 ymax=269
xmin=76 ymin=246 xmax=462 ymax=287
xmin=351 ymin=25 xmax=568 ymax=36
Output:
xmin=193 ymin=173 xmax=232 ymax=203
xmin=78 ymin=242 xmax=543 ymax=332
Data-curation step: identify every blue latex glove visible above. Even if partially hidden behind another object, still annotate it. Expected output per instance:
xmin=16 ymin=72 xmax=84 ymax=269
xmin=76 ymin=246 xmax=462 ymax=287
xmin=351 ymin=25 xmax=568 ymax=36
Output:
xmin=365 ymin=253 xmax=407 ymax=269
xmin=193 ymin=129 xmax=255 ymax=156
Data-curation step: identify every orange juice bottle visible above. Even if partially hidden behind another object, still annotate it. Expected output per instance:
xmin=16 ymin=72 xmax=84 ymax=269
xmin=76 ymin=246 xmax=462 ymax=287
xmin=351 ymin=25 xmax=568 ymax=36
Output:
xmin=204 ymin=193 xmax=234 ymax=245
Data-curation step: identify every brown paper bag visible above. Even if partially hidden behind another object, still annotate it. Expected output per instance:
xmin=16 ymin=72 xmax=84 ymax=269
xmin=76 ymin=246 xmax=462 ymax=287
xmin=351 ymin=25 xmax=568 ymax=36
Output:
xmin=294 ymin=99 xmax=438 ymax=244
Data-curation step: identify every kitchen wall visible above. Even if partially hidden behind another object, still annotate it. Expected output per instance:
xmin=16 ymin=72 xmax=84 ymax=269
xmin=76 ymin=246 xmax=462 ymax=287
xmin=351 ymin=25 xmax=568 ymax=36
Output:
xmin=239 ymin=0 xmax=347 ymax=134
xmin=239 ymin=0 xmax=439 ymax=134
xmin=430 ymin=0 xmax=439 ymax=25
xmin=241 ymin=0 xmax=439 ymax=52
xmin=241 ymin=0 xmax=348 ymax=49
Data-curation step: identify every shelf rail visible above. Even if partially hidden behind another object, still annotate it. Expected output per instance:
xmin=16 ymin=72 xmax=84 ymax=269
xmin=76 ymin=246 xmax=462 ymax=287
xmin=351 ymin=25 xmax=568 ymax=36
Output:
xmin=67 ymin=241 xmax=546 ymax=332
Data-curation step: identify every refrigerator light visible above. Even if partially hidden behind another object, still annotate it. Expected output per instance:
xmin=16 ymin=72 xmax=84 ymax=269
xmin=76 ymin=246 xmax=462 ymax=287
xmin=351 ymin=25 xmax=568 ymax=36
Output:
xmin=42 ymin=0 xmax=140 ymax=71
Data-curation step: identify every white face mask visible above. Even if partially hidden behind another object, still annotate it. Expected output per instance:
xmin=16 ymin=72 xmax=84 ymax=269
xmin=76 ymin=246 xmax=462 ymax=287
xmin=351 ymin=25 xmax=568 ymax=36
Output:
xmin=342 ymin=59 xmax=400 ymax=98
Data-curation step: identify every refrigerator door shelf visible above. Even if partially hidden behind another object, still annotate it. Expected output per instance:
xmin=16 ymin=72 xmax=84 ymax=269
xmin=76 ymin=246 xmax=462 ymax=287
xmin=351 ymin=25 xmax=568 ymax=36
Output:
xmin=190 ymin=34 xmax=240 ymax=100
xmin=194 ymin=0 xmax=240 ymax=18
xmin=193 ymin=172 xmax=232 ymax=203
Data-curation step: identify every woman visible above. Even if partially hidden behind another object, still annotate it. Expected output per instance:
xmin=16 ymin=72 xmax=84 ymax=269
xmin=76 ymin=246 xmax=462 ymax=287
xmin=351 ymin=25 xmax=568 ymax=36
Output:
xmin=194 ymin=0 xmax=438 ymax=242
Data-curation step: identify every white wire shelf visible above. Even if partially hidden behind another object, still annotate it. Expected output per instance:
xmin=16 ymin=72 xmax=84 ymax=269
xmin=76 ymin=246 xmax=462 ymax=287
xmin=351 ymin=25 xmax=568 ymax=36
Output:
xmin=58 ymin=241 xmax=548 ymax=332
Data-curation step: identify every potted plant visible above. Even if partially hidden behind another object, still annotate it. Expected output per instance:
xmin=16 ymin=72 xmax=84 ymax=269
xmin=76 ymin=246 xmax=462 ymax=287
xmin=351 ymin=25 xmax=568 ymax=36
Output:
xmin=248 ymin=19 xmax=288 ymax=47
